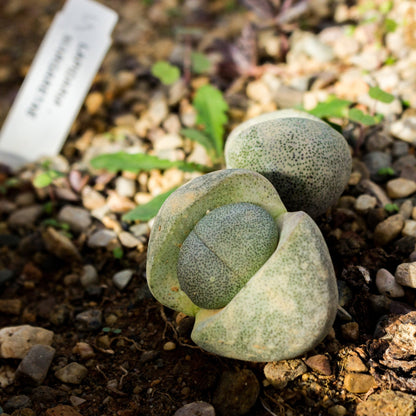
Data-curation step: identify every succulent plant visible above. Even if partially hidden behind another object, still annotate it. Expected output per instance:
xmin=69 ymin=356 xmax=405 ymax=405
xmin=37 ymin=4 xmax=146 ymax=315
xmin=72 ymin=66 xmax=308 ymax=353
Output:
xmin=224 ymin=109 xmax=352 ymax=217
xmin=146 ymin=169 xmax=338 ymax=362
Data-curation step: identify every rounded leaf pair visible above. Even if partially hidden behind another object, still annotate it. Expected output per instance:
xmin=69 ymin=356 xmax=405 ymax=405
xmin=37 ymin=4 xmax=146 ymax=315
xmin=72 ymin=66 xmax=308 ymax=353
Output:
xmin=146 ymin=169 xmax=338 ymax=362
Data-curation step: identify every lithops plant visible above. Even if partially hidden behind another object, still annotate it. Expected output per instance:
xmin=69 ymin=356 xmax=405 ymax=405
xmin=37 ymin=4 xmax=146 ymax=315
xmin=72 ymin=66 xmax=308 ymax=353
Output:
xmin=225 ymin=109 xmax=352 ymax=217
xmin=146 ymin=169 xmax=338 ymax=362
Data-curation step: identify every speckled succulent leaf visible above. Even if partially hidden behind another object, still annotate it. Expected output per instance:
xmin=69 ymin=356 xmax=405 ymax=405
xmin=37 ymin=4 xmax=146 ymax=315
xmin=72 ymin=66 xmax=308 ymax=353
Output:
xmin=146 ymin=169 xmax=287 ymax=316
xmin=225 ymin=109 xmax=352 ymax=217
xmin=191 ymin=211 xmax=338 ymax=362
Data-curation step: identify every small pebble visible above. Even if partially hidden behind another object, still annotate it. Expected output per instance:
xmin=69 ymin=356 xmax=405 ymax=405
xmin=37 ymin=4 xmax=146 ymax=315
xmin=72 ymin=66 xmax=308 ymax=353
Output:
xmin=80 ymin=264 xmax=99 ymax=288
xmin=340 ymin=322 xmax=360 ymax=342
xmin=356 ymin=390 xmax=416 ymax=416
xmin=402 ymin=219 xmax=416 ymax=237
xmin=328 ymin=404 xmax=348 ymax=416
xmin=85 ymin=91 xmax=104 ymax=115
xmin=107 ymin=190 xmax=136 ymax=213
xmin=4 ymin=396 xmax=31 ymax=413
xmin=264 ymin=359 xmax=307 ymax=389
xmin=376 ymin=268 xmax=405 ymax=298
xmin=72 ymin=342 xmax=95 ymax=360
xmin=0 ymin=365 xmax=15 ymax=388
xmin=343 ymin=373 xmax=376 ymax=393
xmin=75 ymin=309 xmax=102 ymax=331
xmin=399 ymin=200 xmax=413 ymax=220
xmin=344 ymin=355 xmax=367 ymax=373
xmin=54 ymin=362 xmax=88 ymax=384
xmin=173 ymin=402 xmax=215 ymax=416
xmin=163 ymin=341 xmax=176 ymax=351
xmin=42 ymin=227 xmax=81 ymax=262
xmin=354 ymin=194 xmax=377 ymax=212
xmin=213 ymin=369 xmax=260 ymax=416
xmin=87 ymin=229 xmax=117 ymax=248
xmin=0 ymin=325 xmax=54 ymax=359
xmin=305 ymin=354 xmax=332 ymax=376
xmin=45 ymin=404 xmax=83 ymax=416
xmin=386 ymin=178 xmax=416 ymax=198
xmin=115 ymin=177 xmax=136 ymax=198
xmin=58 ymin=205 xmax=92 ymax=233
xmin=113 ymin=269 xmax=134 ymax=290
xmin=0 ymin=299 xmax=22 ymax=315
xmin=82 ymin=186 xmax=106 ymax=210
xmin=118 ymin=231 xmax=140 ymax=248
xmin=7 ymin=205 xmax=43 ymax=228
xmin=15 ymin=344 xmax=55 ymax=385
xmin=395 ymin=263 xmax=416 ymax=288
xmin=374 ymin=214 xmax=404 ymax=246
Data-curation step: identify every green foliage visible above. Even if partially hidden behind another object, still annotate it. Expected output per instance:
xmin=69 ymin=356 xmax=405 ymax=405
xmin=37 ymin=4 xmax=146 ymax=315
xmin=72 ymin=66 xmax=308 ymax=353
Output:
xmin=384 ymin=18 xmax=398 ymax=33
xmin=191 ymin=52 xmax=211 ymax=74
xmin=385 ymin=203 xmax=399 ymax=213
xmin=102 ymin=327 xmax=122 ymax=334
xmin=369 ymin=86 xmax=394 ymax=103
xmin=151 ymin=61 xmax=181 ymax=85
xmin=113 ymin=246 xmax=124 ymax=259
xmin=122 ymin=188 xmax=177 ymax=222
xmin=377 ymin=166 xmax=395 ymax=177
xmin=348 ymin=108 xmax=380 ymax=126
xmin=308 ymin=96 xmax=350 ymax=119
xmin=193 ymin=84 xmax=229 ymax=161
xmin=33 ymin=170 xmax=65 ymax=188
xmin=90 ymin=151 xmax=208 ymax=173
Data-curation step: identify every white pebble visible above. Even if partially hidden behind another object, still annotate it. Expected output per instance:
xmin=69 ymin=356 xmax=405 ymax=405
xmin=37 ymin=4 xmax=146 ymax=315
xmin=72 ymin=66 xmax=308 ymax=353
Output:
xmin=354 ymin=194 xmax=377 ymax=211
xmin=395 ymin=263 xmax=416 ymax=288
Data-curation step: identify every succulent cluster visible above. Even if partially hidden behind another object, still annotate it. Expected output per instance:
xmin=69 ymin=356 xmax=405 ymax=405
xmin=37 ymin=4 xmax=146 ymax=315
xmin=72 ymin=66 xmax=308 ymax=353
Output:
xmin=146 ymin=110 xmax=352 ymax=362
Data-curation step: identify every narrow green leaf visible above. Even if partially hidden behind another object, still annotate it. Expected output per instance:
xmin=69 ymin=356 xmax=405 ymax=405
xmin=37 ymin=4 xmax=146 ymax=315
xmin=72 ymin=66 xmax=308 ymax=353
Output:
xmin=191 ymin=52 xmax=211 ymax=74
xmin=308 ymin=97 xmax=351 ymax=119
xmin=90 ymin=152 xmax=208 ymax=173
xmin=348 ymin=108 xmax=378 ymax=126
xmin=369 ymin=86 xmax=395 ymax=104
xmin=122 ymin=188 xmax=177 ymax=222
xmin=181 ymin=128 xmax=215 ymax=153
xmin=151 ymin=61 xmax=180 ymax=85
xmin=193 ymin=84 xmax=228 ymax=158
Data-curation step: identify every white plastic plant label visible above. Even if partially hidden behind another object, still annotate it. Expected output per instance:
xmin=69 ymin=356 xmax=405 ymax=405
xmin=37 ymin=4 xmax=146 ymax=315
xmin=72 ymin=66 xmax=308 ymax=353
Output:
xmin=0 ymin=0 xmax=118 ymax=170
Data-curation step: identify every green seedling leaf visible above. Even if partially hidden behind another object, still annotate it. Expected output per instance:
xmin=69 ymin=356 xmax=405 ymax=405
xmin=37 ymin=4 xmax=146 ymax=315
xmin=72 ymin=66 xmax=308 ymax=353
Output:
xmin=122 ymin=188 xmax=177 ymax=222
xmin=377 ymin=166 xmax=395 ymax=176
xmin=384 ymin=18 xmax=398 ymax=33
xmin=191 ymin=52 xmax=211 ymax=74
xmin=181 ymin=128 xmax=215 ymax=154
xmin=151 ymin=61 xmax=180 ymax=85
xmin=385 ymin=203 xmax=399 ymax=213
xmin=308 ymin=97 xmax=351 ymax=119
xmin=113 ymin=246 xmax=124 ymax=259
xmin=193 ymin=84 xmax=228 ymax=159
xmin=90 ymin=152 xmax=208 ymax=173
xmin=369 ymin=86 xmax=395 ymax=103
xmin=348 ymin=108 xmax=378 ymax=126
xmin=33 ymin=170 xmax=65 ymax=188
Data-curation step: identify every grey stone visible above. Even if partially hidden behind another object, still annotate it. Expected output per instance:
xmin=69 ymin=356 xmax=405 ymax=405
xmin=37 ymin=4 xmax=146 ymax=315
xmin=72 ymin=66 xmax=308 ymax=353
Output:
xmin=58 ymin=205 xmax=92 ymax=233
xmin=87 ymin=229 xmax=117 ymax=248
xmin=80 ymin=264 xmax=98 ymax=288
xmin=118 ymin=231 xmax=140 ymax=248
xmin=376 ymin=268 xmax=405 ymax=298
xmin=3 ymin=395 xmax=31 ymax=412
xmin=54 ymin=362 xmax=88 ymax=384
xmin=212 ymin=369 xmax=259 ymax=416
xmin=16 ymin=344 xmax=55 ymax=385
xmin=174 ymin=402 xmax=215 ymax=416
xmin=264 ymin=359 xmax=307 ymax=389
xmin=75 ymin=309 xmax=102 ymax=331
xmin=393 ymin=141 xmax=410 ymax=158
xmin=113 ymin=269 xmax=134 ymax=290
xmin=363 ymin=151 xmax=392 ymax=182
xmin=8 ymin=205 xmax=43 ymax=228
xmin=0 ymin=325 xmax=54 ymax=359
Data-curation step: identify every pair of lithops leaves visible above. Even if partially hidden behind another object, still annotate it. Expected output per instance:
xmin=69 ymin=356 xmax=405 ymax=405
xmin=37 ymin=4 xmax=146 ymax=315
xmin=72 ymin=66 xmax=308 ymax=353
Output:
xmin=147 ymin=110 xmax=352 ymax=362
